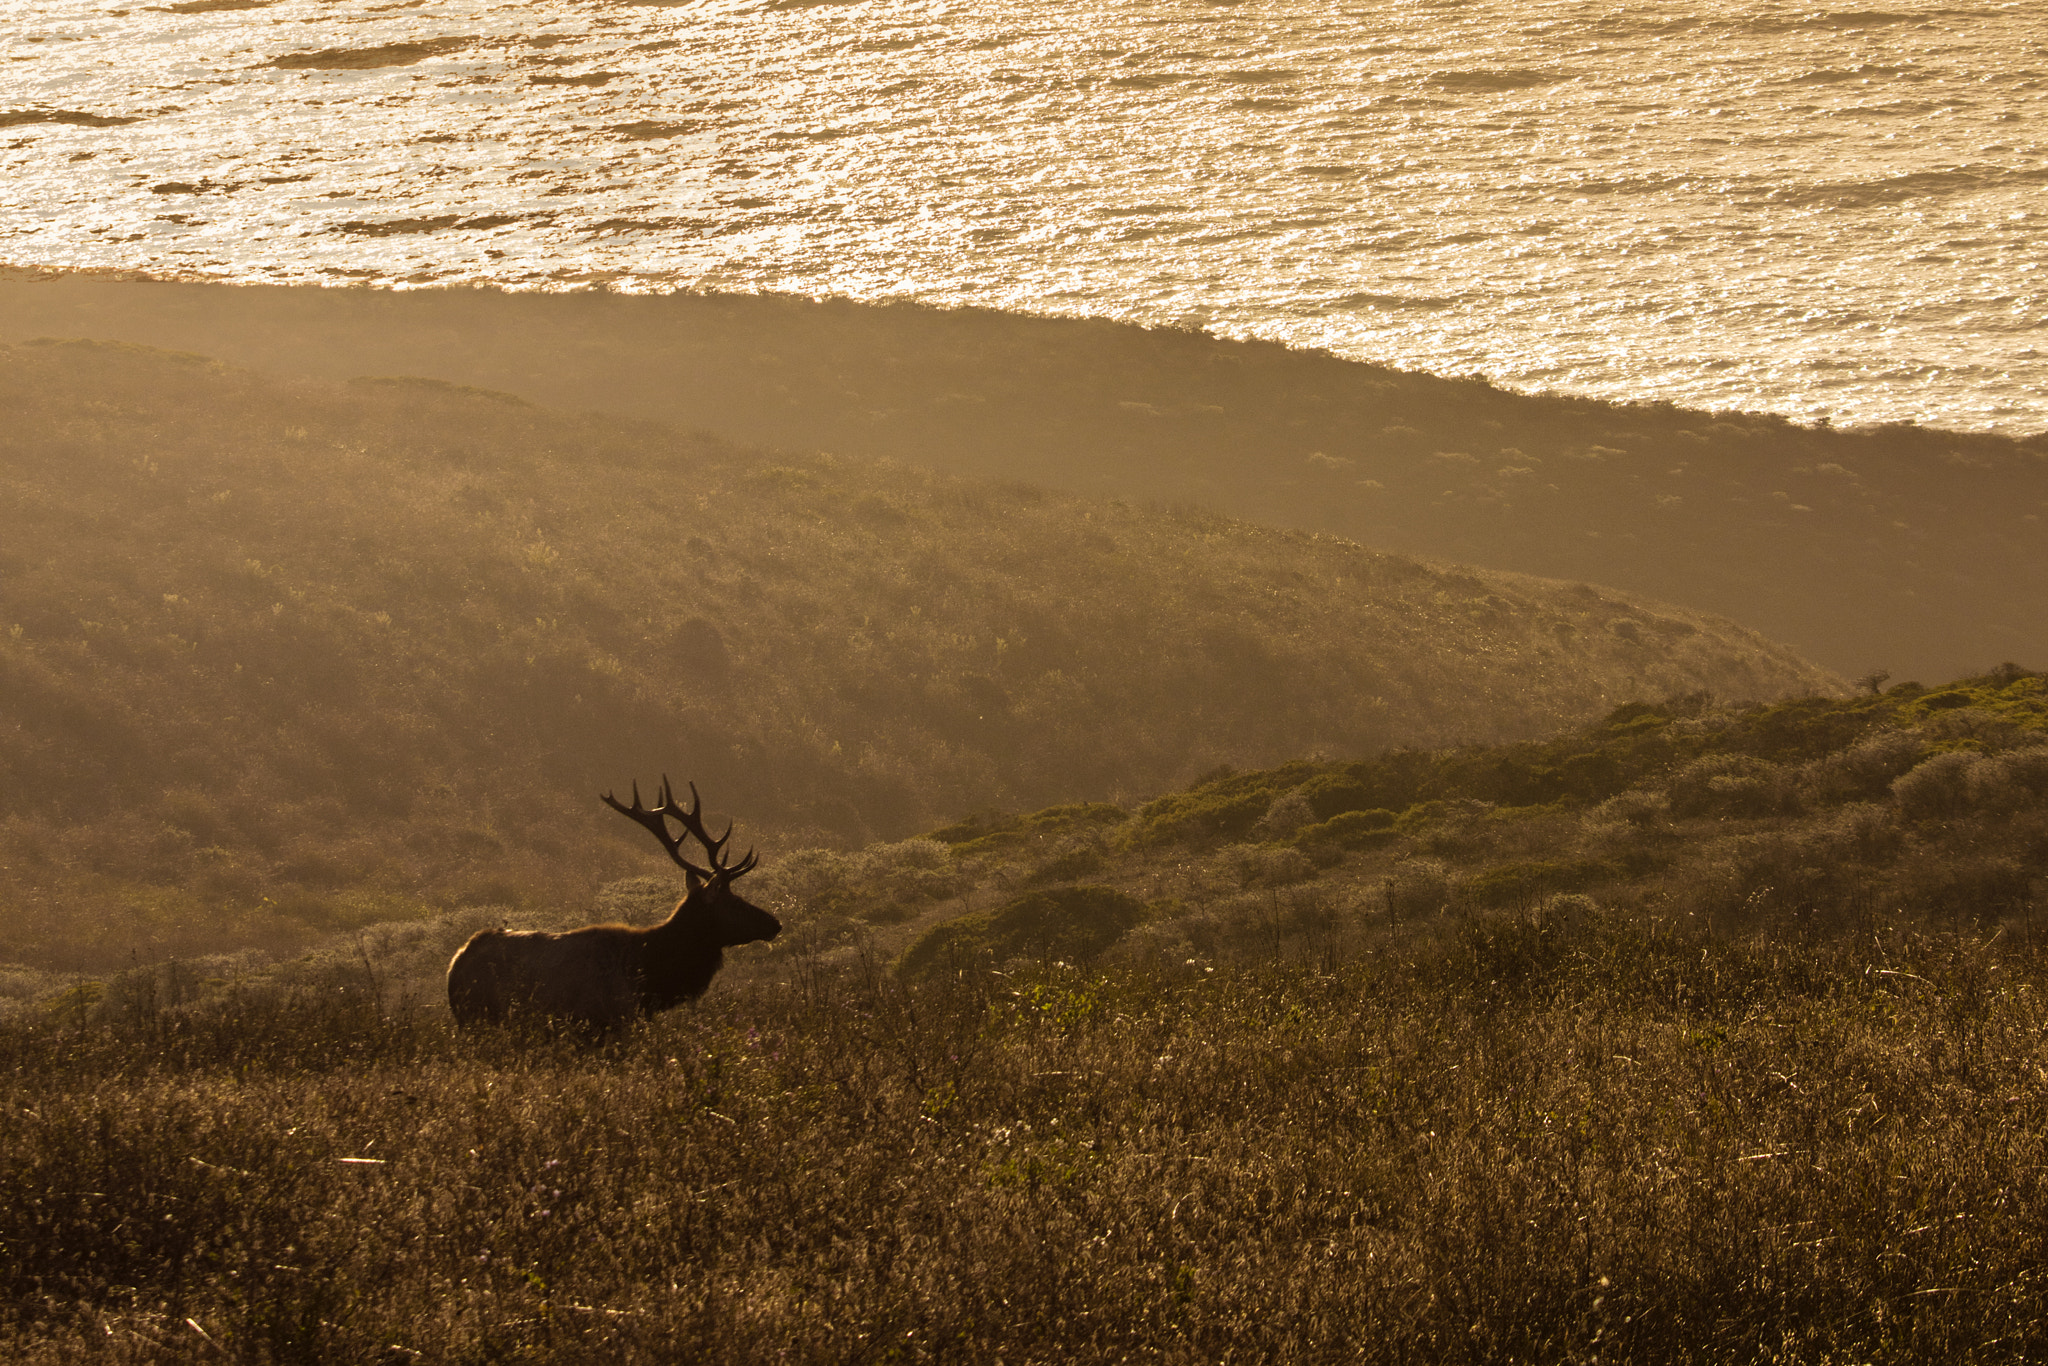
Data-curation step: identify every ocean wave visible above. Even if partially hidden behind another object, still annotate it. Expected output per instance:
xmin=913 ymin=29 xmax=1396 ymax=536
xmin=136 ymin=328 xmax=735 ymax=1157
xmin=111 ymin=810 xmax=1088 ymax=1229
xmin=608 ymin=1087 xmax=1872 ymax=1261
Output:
xmin=1425 ymin=68 xmax=1569 ymax=92
xmin=1785 ymin=63 xmax=1923 ymax=85
xmin=2 ymin=0 xmax=2043 ymax=434
xmin=1337 ymin=292 xmax=1457 ymax=311
xmin=1778 ymin=165 xmax=2048 ymax=208
xmin=1213 ymin=68 xmax=1300 ymax=86
xmin=1740 ymin=10 xmax=1927 ymax=33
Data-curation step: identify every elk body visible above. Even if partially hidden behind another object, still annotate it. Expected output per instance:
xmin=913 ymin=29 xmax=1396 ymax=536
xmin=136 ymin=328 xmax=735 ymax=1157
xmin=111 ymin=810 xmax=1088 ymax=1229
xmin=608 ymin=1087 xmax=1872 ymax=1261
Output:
xmin=447 ymin=779 xmax=779 ymax=1033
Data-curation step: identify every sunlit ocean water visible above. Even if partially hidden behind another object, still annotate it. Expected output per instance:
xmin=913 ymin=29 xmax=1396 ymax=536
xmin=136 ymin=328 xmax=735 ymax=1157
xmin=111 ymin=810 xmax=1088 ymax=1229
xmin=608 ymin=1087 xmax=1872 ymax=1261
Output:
xmin=3 ymin=0 xmax=2045 ymax=434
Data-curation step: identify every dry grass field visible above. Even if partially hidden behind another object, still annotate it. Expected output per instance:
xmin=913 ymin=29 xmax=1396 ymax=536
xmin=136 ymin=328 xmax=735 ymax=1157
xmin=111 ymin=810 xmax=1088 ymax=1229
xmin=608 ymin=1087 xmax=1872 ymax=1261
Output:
xmin=4 ymin=911 xmax=2044 ymax=1363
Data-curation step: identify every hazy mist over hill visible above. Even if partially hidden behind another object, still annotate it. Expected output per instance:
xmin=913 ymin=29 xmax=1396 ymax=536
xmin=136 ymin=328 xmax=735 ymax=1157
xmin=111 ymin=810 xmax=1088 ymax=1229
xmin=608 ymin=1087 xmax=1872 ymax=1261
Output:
xmin=0 ymin=336 xmax=1835 ymax=969
xmin=3 ymin=277 xmax=2038 ymax=684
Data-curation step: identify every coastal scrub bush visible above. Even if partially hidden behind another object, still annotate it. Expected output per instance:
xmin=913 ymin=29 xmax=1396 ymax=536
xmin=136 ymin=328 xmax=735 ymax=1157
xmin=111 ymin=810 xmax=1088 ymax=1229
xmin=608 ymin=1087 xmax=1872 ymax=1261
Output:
xmin=1385 ymin=857 xmax=1454 ymax=921
xmin=1250 ymin=789 xmax=1316 ymax=841
xmin=1893 ymin=750 xmax=1989 ymax=820
xmin=1594 ymin=787 xmax=1668 ymax=826
xmin=1124 ymin=764 xmax=1315 ymax=849
xmin=1999 ymin=743 xmax=2048 ymax=797
xmin=1019 ymin=843 xmax=1109 ymax=887
xmin=1292 ymin=807 xmax=1398 ymax=855
xmin=1798 ymin=729 xmax=1926 ymax=805
xmin=1667 ymin=754 xmax=1793 ymax=819
xmin=1295 ymin=773 xmax=1379 ymax=820
xmin=1226 ymin=843 xmax=1316 ymax=889
xmin=937 ymin=803 xmax=1126 ymax=858
xmin=896 ymin=884 xmax=1145 ymax=978
xmin=1465 ymin=858 xmax=1617 ymax=908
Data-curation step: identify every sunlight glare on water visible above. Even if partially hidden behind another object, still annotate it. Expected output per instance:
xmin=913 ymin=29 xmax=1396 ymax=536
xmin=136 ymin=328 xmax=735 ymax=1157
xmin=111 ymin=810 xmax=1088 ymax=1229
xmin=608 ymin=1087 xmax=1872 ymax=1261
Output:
xmin=2 ymin=0 xmax=2045 ymax=433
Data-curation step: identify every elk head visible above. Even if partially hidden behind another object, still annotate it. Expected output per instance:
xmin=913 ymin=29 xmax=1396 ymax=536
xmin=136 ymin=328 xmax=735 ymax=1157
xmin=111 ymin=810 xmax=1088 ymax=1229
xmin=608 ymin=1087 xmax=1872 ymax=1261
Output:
xmin=601 ymin=776 xmax=780 ymax=949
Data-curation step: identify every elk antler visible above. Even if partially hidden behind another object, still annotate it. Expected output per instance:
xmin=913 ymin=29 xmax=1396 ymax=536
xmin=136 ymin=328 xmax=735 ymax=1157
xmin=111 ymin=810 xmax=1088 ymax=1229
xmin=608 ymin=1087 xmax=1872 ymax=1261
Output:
xmin=602 ymin=777 xmax=711 ymax=880
xmin=662 ymin=780 xmax=760 ymax=882
xmin=600 ymin=777 xmax=757 ymax=883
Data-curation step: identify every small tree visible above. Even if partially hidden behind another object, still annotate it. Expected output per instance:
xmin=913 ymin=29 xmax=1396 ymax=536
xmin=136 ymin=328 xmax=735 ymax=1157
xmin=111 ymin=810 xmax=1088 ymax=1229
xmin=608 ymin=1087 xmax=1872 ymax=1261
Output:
xmin=1856 ymin=668 xmax=1891 ymax=696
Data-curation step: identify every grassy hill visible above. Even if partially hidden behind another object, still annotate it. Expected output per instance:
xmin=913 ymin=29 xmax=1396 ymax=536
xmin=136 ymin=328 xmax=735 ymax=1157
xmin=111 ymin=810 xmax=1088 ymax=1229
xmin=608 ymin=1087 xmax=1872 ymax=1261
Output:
xmin=0 ymin=338 xmax=1833 ymax=971
xmin=2 ymin=669 xmax=2043 ymax=1363
xmin=803 ymin=666 xmax=2048 ymax=981
xmin=2 ymin=273 xmax=2042 ymax=680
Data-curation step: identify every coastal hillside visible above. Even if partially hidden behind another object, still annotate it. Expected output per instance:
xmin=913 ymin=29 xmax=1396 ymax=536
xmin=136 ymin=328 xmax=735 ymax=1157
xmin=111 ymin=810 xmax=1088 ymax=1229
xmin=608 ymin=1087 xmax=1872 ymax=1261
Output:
xmin=0 ymin=338 xmax=1834 ymax=969
xmin=794 ymin=666 xmax=2048 ymax=982
xmin=1 ymin=275 xmax=2041 ymax=680
xmin=5 ymin=671 xmax=2042 ymax=1364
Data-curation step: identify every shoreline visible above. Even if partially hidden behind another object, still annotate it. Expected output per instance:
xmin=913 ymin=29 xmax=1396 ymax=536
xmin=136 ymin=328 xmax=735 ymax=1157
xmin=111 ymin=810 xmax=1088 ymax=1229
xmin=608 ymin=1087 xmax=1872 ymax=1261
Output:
xmin=10 ymin=264 xmax=2044 ymax=447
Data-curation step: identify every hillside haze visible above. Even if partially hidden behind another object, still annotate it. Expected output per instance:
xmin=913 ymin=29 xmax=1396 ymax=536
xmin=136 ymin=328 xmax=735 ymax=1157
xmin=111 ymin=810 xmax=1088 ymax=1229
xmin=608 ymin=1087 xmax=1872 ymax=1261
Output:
xmin=0 ymin=338 xmax=1834 ymax=969
xmin=2 ymin=276 xmax=2040 ymax=682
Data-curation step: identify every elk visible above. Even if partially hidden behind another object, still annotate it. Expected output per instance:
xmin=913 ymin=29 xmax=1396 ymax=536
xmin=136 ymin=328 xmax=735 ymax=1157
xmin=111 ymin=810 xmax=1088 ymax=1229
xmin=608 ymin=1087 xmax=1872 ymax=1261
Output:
xmin=446 ymin=778 xmax=780 ymax=1033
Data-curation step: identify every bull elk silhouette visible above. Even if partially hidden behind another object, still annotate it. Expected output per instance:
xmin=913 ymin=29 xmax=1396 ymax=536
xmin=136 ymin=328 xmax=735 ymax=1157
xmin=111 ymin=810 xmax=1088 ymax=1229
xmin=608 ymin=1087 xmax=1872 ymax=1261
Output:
xmin=446 ymin=778 xmax=780 ymax=1032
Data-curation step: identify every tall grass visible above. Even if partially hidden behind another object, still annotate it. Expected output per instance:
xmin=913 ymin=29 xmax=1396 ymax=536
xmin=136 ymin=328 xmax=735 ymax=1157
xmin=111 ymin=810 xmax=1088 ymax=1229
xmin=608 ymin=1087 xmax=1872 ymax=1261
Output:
xmin=4 ymin=905 xmax=2045 ymax=1363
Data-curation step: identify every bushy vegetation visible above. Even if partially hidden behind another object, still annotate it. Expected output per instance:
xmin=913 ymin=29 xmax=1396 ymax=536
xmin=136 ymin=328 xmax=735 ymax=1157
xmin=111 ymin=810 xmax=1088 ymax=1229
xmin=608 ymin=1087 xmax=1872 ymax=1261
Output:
xmin=4 ymin=278 xmax=2042 ymax=680
xmin=0 ymin=338 xmax=1832 ymax=972
xmin=897 ymin=885 xmax=1146 ymax=980
xmin=769 ymin=666 xmax=2048 ymax=982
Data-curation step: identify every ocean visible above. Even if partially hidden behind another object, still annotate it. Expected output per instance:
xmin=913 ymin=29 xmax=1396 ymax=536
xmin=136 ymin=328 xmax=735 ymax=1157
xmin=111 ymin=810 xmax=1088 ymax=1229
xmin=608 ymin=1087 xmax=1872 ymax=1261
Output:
xmin=4 ymin=0 xmax=2044 ymax=433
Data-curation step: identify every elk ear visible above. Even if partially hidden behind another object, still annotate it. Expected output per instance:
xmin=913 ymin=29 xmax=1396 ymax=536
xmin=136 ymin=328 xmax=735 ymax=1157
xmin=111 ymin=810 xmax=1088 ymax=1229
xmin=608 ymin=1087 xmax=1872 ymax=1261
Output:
xmin=684 ymin=866 xmax=706 ymax=894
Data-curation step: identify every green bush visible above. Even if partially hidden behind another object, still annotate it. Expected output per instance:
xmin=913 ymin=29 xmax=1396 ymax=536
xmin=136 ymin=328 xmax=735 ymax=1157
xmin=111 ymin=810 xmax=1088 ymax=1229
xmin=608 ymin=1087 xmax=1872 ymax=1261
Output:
xmin=898 ymin=885 xmax=1146 ymax=978
xmin=1020 ymin=846 xmax=1107 ymax=887
xmin=1296 ymin=774 xmax=1378 ymax=821
xmin=942 ymin=803 xmax=1127 ymax=858
xmin=1293 ymin=808 xmax=1398 ymax=853
xmin=1126 ymin=765 xmax=1316 ymax=849
xmin=1667 ymin=754 xmax=1792 ymax=819
xmin=1466 ymin=858 xmax=1617 ymax=908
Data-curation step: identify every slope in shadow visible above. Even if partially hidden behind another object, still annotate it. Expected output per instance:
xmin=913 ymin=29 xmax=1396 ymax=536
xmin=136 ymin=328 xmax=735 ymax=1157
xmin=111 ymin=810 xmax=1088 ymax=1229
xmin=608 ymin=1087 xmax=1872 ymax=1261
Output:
xmin=1 ymin=274 xmax=2040 ymax=681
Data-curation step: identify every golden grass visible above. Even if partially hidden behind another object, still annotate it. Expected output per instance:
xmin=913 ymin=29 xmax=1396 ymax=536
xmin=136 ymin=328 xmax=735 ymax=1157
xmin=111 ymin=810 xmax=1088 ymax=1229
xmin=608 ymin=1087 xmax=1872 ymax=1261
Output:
xmin=3 ymin=911 xmax=2043 ymax=1363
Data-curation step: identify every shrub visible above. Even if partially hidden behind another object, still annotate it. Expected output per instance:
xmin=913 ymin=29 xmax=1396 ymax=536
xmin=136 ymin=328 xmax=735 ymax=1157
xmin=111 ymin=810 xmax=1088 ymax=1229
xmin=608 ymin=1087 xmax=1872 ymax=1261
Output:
xmin=1385 ymin=858 xmax=1453 ymax=921
xmin=1466 ymin=859 xmax=1617 ymax=908
xmin=897 ymin=885 xmax=1146 ymax=978
xmin=945 ymin=803 xmax=1128 ymax=857
xmin=1251 ymin=790 xmax=1316 ymax=841
xmin=1894 ymin=750 xmax=1989 ymax=820
xmin=754 ymin=837 xmax=966 ymax=923
xmin=1227 ymin=844 xmax=1316 ymax=889
xmin=1895 ymin=851 xmax=2036 ymax=920
xmin=1293 ymin=807 xmax=1398 ymax=853
xmin=1595 ymin=788 xmax=1668 ymax=826
xmin=1295 ymin=774 xmax=1378 ymax=821
xmin=927 ymin=809 xmax=1021 ymax=846
xmin=1997 ymin=744 xmax=2048 ymax=797
xmin=1668 ymin=754 xmax=1791 ymax=819
xmin=1126 ymin=768 xmax=1312 ymax=849
xmin=1802 ymin=802 xmax=1902 ymax=865
xmin=1799 ymin=730 xmax=1926 ymax=806
xmin=1020 ymin=844 xmax=1107 ymax=887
